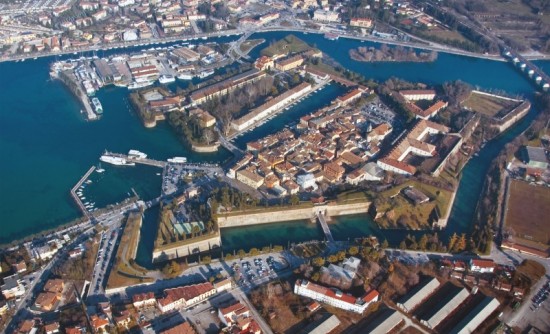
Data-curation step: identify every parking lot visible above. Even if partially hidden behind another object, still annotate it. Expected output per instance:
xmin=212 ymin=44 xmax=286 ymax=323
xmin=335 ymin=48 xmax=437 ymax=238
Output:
xmin=90 ymin=224 xmax=123 ymax=295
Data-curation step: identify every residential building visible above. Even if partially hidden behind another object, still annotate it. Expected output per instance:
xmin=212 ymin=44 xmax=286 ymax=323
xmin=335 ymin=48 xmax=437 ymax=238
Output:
xmin=294 ymin=279 xmax=379 ymax=313
xmin=132 ymin=292 xmax=157 ymax=309
xmin=190 ymin=69 xmax=266 ymax=105
xmin=350 ymin=18 xmax=373 ymax=28
xmin=231 ymin=82 xmax=311 ymax=131
xmin=213 ymin=278 xmax=232 ymax=293
xmin=35 ymin=292 xmax=60 ymax=312
xmin=90 ymin=315 xmax=110 ymax=332
xmin=1 ymin=274 xmax=25 ymax=299
xmin=400 ymin=89 xmax=436 ymax=101
xmin=44 ymin=279 xmax=64 ymax=293
xmin=274 ymin=55 xmax=304 ymax=71
xmin=12 ymin=260 xmax=27 ymax=273
xmin=336 ymin=89 xmax=362 ymax=106
xmin=157 ymin=282 xmax=216 ymax=313
xmin=236 ymin=169 xmax=264 ymax=189
xmin=296 ymin=173 xmax=317 ymax=190
xmin=469 ymin=259 xmax=495 ymax=273
xmin=255 ymin=56 xmax=274 ymax=71
xmin=313 ymin=10 xmax=340 ymax=23
xmin=44 ymin=322 xmax=60 ymax=334
xmin=525 ymin=146 xmax=548 ymax=169
xmin=160 ymin=322 xmax=197 ymax=334
xmin=16 ymin=319 xmax=37 ymax=334
xmin=218 ymin=302 xmax=262 ymax=334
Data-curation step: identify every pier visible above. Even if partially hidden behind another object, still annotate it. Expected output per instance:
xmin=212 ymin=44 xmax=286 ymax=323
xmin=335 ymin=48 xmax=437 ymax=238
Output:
xmin=316 ymin=212 xmax=334 ymax=243
xmin=70 ymin=166 xmax=95 ymax=217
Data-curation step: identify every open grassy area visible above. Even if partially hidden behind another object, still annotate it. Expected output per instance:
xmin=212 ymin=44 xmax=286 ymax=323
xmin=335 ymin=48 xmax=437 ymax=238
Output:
xmin=107 ymin=212 xmax=153 ymax=289
xmin=504 ymin=180 xmax=550 ymax=245
xmin=461 ymin=91 xmax=521 ymax=118
xmin=373 ymin=180 xmax=453 ymax=229
xmin=260 ymin=35 xmax=314 ymax=57
xmin=423 ymin=28 xmax=469 ymax=43
xmin=240 ymin=39 xmax=265 ymax=54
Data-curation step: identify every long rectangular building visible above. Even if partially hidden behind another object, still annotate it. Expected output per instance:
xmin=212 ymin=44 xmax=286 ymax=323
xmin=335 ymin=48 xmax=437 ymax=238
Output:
xmin=450 ymin=297 xmax=500 ymax=334
xmin=190 ymin=69 xmax=266 ymax=105
xmin=231 ymin=82 xmax=311 ymax=132
xmin=396 ymin=277 xmax=440 ymax=313
xmin=420 ymin=288 xmax=470 ymax=329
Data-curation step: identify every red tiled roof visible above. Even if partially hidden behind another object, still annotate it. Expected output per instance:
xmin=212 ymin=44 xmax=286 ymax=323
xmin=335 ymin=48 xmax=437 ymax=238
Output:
xmin=471 ymin=259 xmax=495 ymax=268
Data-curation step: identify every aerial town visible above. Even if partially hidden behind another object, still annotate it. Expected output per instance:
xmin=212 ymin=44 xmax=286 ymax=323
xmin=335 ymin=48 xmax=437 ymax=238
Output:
xmin=1 ymin=0 xmax=550 ymax=334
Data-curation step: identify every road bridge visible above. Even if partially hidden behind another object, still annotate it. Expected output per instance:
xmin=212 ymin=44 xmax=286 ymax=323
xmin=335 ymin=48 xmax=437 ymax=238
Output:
xmin=505 ymin=49 xmax=550 ymax=91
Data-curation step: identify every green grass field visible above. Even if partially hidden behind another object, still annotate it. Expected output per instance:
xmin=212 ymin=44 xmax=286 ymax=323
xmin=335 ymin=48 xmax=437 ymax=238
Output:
xmin=461 ymin=92 xmax=520 ymax=117
xmin=260 ymin=35 xmax=314 ymax=57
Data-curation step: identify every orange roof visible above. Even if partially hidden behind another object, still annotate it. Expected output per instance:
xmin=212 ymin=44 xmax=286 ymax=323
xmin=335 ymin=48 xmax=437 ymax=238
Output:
xmin=471 ymin=259 xmax=495 ymax=268
xmin=133 ymin=292 xmax=156 ymax=302
xmin=159 ymin=282 xmax=214 ymax=307
xmin=160 ymin=322 xmax=196 ymax=334
xmin=379 ymin=158 xmax=416 ymax=175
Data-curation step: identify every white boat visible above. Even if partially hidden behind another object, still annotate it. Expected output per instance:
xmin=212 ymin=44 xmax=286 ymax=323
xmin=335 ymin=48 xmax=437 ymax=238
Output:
xmin=159 ymin=74 xmax=176 ymax=84
xmin=167 ymin=157 xmax=187 ymax=163
xmin=100 ymin=155 xmax=136 ymax=166
xmin=196 ymin=69 xmax=214 ymax=79
xmin=81 ymin=197 xmax=86 ymax=200
xmin=96 ymin=162 xmax=105 ymax=173
xmin=128 ymin=80 xmax=154 ymax=90
xmin=128 ymin=150 xmax=147 ymax=159
xmin=177 ymin=73 xmax=193 ymax=80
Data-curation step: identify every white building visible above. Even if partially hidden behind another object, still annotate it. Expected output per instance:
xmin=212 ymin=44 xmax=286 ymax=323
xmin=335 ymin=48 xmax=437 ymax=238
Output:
xmin=132 ymin=292 xmax=157 ymax=309
xmin=313 ymin=10 xmax=340 ymax=23
xmin=396 ymin=277 xmax=440 ymax=313
xmin=1 ymin=274 xmax=25 ymax=299
xmin=294 ymin=280 xmax=379 ymax=314
xmin=469 ymin=259 xmax=495 ymax=273
xmin=156 ymin=282 xmax=216 ymax=313
xmin=296 ymin=173 xmax=317 ymax=190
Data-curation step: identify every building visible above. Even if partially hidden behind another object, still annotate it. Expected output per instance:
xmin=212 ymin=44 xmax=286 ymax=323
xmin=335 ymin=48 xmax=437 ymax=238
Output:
xmin=160 ymin=322 xmax=197 ymax=334
xmin=157 ymin=282 xmax=216 ymax=313
xmin=172 ymin=47 xmax=200 ymax=62
xmin=469 ymin=259 xmax=495 ymax=273
xmin=1 ymin=274 xmax=25 ymax=299
xmin=525 ymin=146 xmax=548 ymax=169
xmin=313 ymin=10 xmax=340 ymax=23
xmin=377 ymin=119 xmax=451 ymax=175
xmin=44 ymin=279 xmax=64 ymax=293
xmin=296 ymin=173 xmax=317 ymax=190
xmin=350 ymin=18 xmax=373 ymax=28
xmin=396 ymin=277 xmax=440 ymax=313
xmin=236 ymin=169 xmax=264 ymax=189
xmin=218 ymin=302 xmax=262 ymax=334
xmin=302 ymin=314 xmax=341 ymax=334
xmin=346 ymin=162 xmax=384 ymax=184
xmin=336 ymin=89 xmax=363 ymax=106
xmin=90 ymin=315 xmax=110 ymax=332
xmin=449 ymin=297 xmax=500 ymax=334
xmin=255 ymin=56 xmax=274 ymax=71
xmin=16 ymin=319 xmax=37 ymax=334
xmin=44 ymin=322 xmax=60 ymax=334
xmin=132 ymin=292 xmax=157 ymax=309
xmin=400 ymin=89 xmax=436 ymax=101
xmin=189 ymin=108 xmax=216 ymax=128
xmin=231 ymin=82 xmax=311 ymax=132
xmin=213 ymin=278 xmax=232 ymax=293
xmin=274 ymin=55 xmax=304 ymax=71
xmin=419 ymin=288 xmax=470 ymax=329
xmin=294 ymin=279 xmax=379 ymax=314
xmin=12 ymin=260 xmax=27 ymax=273
xmin=190 ymin=69 xmax=266 ymax=105
xmin=35 ymin=292 xmax=60 ymax=312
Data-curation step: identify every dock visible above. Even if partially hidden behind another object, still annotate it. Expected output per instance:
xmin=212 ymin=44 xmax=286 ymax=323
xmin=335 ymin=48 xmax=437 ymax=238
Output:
xmin=57 ymin=71 xmax=97 ymax=121
xmin=70 ymin=166 xmax=95 ymax=217
xmin=316 ymin=212 xmax=334 ymax=243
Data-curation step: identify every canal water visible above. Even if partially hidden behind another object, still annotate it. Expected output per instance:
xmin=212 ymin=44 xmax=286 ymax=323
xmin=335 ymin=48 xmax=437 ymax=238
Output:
xmin=0 ymin=31 xmax=546 ymax=255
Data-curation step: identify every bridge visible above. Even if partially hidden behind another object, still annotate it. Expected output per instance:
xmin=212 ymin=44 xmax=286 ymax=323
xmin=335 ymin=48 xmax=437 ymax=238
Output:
xmin=316 ymin=212 xmax=334 ymax=243
xmin=504 ymin=49 xmax=550 ymax=91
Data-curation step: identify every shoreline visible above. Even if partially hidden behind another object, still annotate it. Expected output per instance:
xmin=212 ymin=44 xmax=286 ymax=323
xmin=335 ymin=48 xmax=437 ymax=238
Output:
xmin=3 ymin=27 xmax=549 ymax=65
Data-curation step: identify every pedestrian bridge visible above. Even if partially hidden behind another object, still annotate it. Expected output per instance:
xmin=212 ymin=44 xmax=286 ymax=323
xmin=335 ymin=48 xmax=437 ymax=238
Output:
xmin=316 ymin=212 xmax=334 ymax=243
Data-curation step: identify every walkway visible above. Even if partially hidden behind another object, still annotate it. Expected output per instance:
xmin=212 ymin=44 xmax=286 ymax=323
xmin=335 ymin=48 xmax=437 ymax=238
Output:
xmin=316 ymin=212 xmax=334 ymax=243
xmin=70 ymin=166 xmax=96 ymax=217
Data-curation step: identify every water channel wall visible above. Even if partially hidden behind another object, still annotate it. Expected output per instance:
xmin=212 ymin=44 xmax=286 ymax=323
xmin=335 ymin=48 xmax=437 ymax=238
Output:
xmin=217 ymin=201 xmax=371 ymax=228
xmin=152 ymin=234 xmax=222 ymax=263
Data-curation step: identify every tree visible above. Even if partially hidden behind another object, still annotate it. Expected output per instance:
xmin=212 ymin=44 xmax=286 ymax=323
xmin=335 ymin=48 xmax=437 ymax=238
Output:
xmin=448 ymin=233 xmax=458 ymax=252
xmin=381 ymin=239 xmax=389 ymax=249
xmin=327 ymin=254 xmax=338 ymax=263
xmin=419 ymin=234 xmax=428 ymax=251
xmin=237 ymin=249 xmax=246 ymax=258
xmin=399 ymin=241 xmax=407 ymax=250
xmin=249 ymin=248 xmax=259 ymax=256
xmin=337 ymin=250 xmax=346 ymax=261
xmin=191 ymin=225 xmax=201 ymax=238
xmin=456 ymin=233 xmax=467 ymax=252
xmin=348 ymin=246 xmax=359 ymax=256
xmin=311 ymin=272 xmax=320 ymax=282
xmin=290 ymin=194 xmax=300 ymax=206
xmin=312 ymin=257 xmax=325 ymax=267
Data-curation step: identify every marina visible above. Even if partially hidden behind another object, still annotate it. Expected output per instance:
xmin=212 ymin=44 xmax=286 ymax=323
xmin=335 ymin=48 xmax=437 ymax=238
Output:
xmin=69 ymin=166 xmax=96 ymax=218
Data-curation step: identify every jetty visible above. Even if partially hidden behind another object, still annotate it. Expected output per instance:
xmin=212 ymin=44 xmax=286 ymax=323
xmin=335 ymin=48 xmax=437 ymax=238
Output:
xmin=70 ymin=166 xmax=95 ymax=217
